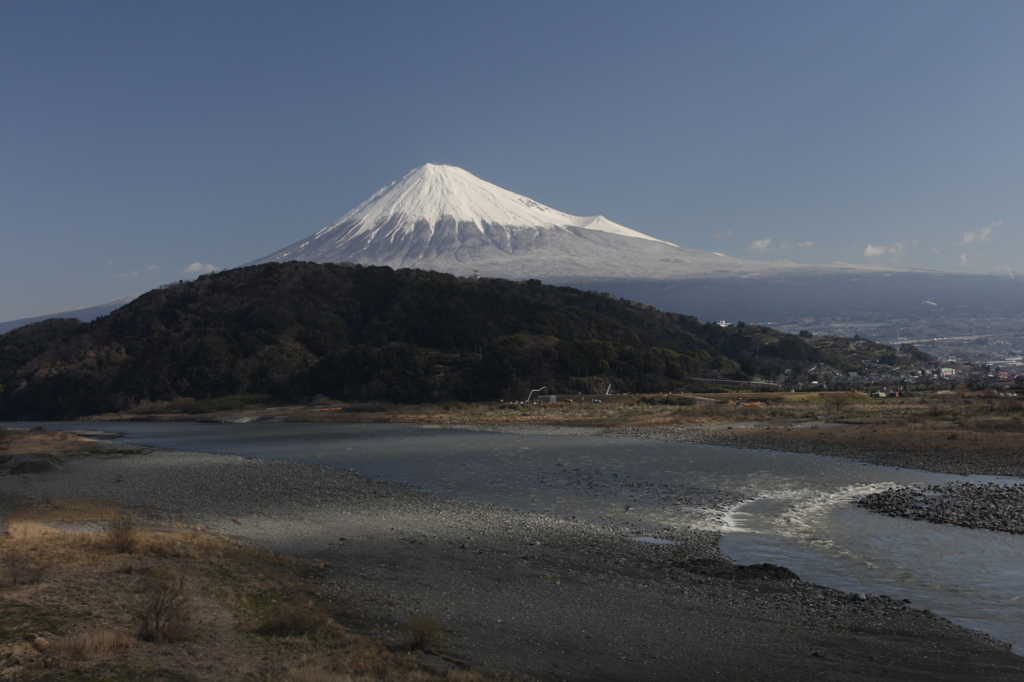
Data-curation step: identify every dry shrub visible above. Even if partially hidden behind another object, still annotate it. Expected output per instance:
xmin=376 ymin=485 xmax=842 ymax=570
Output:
xmin=820 ymin=392 xmax=854 ymax=412
xmin=136 ymin=567 xmax=192 ymax=642
xmin=2 ymin=544 xmax=45 ymax=587
xmin=405 ymin=614 xmax=447 ymax=652
xmin=109 ymin=516 xmax=137 ymax=553
xmin=256 ymin=599 xmax=328 ymax=637
xmin=58 ymin=629 xmax=132 ymax=661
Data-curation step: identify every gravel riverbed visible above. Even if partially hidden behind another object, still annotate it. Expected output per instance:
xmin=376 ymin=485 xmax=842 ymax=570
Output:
xmin=856 ymin=482 xmax=1024 ymax=534
xmin=2 ymin=441 xmax=1023 ymax=681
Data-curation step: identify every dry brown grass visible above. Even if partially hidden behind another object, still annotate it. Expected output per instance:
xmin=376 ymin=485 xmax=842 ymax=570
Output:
xmin=0 ymin=499 xmax=508 ymax=682
xmin=56 ymin=629 xmax=132 ymax=661
xmin=0 ymin=427 xmax=94 ymax=455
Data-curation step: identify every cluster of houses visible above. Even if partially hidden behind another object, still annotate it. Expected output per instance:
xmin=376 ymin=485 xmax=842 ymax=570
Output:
xmin=788 ymin=361 xmax=1022 ymax=393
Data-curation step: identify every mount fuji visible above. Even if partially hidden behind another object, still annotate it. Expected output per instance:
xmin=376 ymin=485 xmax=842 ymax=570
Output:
xmin=4 ymin=166 xmax=1019 ymax=337
xmin=250 ymin=164 xmax=873 ymax=281
xmin=246 ymin=164 xmax=1024 ymax=327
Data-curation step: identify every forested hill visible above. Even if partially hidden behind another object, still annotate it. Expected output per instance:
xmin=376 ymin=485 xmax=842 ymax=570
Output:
xmin=3 ymin=262 xmax=836 ymax=418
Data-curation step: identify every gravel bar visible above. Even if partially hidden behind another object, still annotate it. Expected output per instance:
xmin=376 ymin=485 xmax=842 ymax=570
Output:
xmin=857 ymin=482 xmax=1024 ymax=534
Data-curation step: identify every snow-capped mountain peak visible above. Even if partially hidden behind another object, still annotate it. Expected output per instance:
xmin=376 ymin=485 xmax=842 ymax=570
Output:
xmin=317 ymin=163 xmax=673 ymax=246
xmin=251 ymin=163 xmax=879 ymax=282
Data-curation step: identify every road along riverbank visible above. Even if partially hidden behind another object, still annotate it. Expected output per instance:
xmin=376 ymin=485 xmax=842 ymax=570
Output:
xmin=2 ymin=442 xmax=1022 ymax=681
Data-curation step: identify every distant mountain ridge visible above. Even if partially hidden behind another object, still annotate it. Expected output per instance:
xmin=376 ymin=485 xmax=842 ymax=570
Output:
xmin=0 ymin=295 xmax=140 ymax=335
xmin=251 ymin=164 xmax=909 ymax=281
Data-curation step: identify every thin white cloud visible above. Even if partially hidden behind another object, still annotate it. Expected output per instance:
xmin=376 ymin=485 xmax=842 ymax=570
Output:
xmin=116 ymin=270 xmax=140 ymax=279
xmin=183 ymin=262 xmax=220 ymax=275
xmin=959 ymin=253 xmax=974 ymax=267
xmin=713 ymin=230 xmax=733 ymax=240
xmin=864 ymin=240 xmax=915 ymax=258
xmin=146 ymin=265 xmax=160 ymax=272
xmin=959 ymin=220 xmax=1001 ymax=246
xmin=747 ymin=238 xmax=771 ymax=253
xmin=797 ymin=241 xmax=815 ymax=247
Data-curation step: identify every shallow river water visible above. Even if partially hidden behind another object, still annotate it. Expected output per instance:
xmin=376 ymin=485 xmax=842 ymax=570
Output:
xmin=10 ymin=421 xmax=1024 ymax=652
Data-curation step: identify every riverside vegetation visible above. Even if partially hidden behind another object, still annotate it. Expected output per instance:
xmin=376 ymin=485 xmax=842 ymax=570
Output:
xmin=103 ymin=386 xmax=1024 ymax=476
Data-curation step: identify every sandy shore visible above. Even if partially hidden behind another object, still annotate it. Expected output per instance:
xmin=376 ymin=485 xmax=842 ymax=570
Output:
xmin=3 ymin=435 xmax=1023 ymax=682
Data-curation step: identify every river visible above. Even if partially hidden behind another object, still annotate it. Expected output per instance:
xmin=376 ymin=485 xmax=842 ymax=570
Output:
xmin=8 ymin=420 xmax=1024 ymax=652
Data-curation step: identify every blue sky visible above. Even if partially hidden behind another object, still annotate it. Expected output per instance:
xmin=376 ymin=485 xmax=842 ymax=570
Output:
xmin=2 ymin=1 xmax=1022 ymax=321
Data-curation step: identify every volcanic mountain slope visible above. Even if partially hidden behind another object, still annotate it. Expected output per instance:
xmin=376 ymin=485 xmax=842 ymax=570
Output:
xmin=252 ymin=164 xmax=874 ymax=281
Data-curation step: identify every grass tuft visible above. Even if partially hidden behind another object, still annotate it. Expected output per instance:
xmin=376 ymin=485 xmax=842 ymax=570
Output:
xmin=57 ymin=629 xmax=132 ymax=660
xmin=108 ymin=516 xmax=137 ymax=554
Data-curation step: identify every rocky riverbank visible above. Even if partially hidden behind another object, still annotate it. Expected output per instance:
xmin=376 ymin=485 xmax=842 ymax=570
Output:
xmin=856 ymin=482 xmax=1024 ymax=534
xmin=2 ymin=443 xmax=1023 ymax=681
